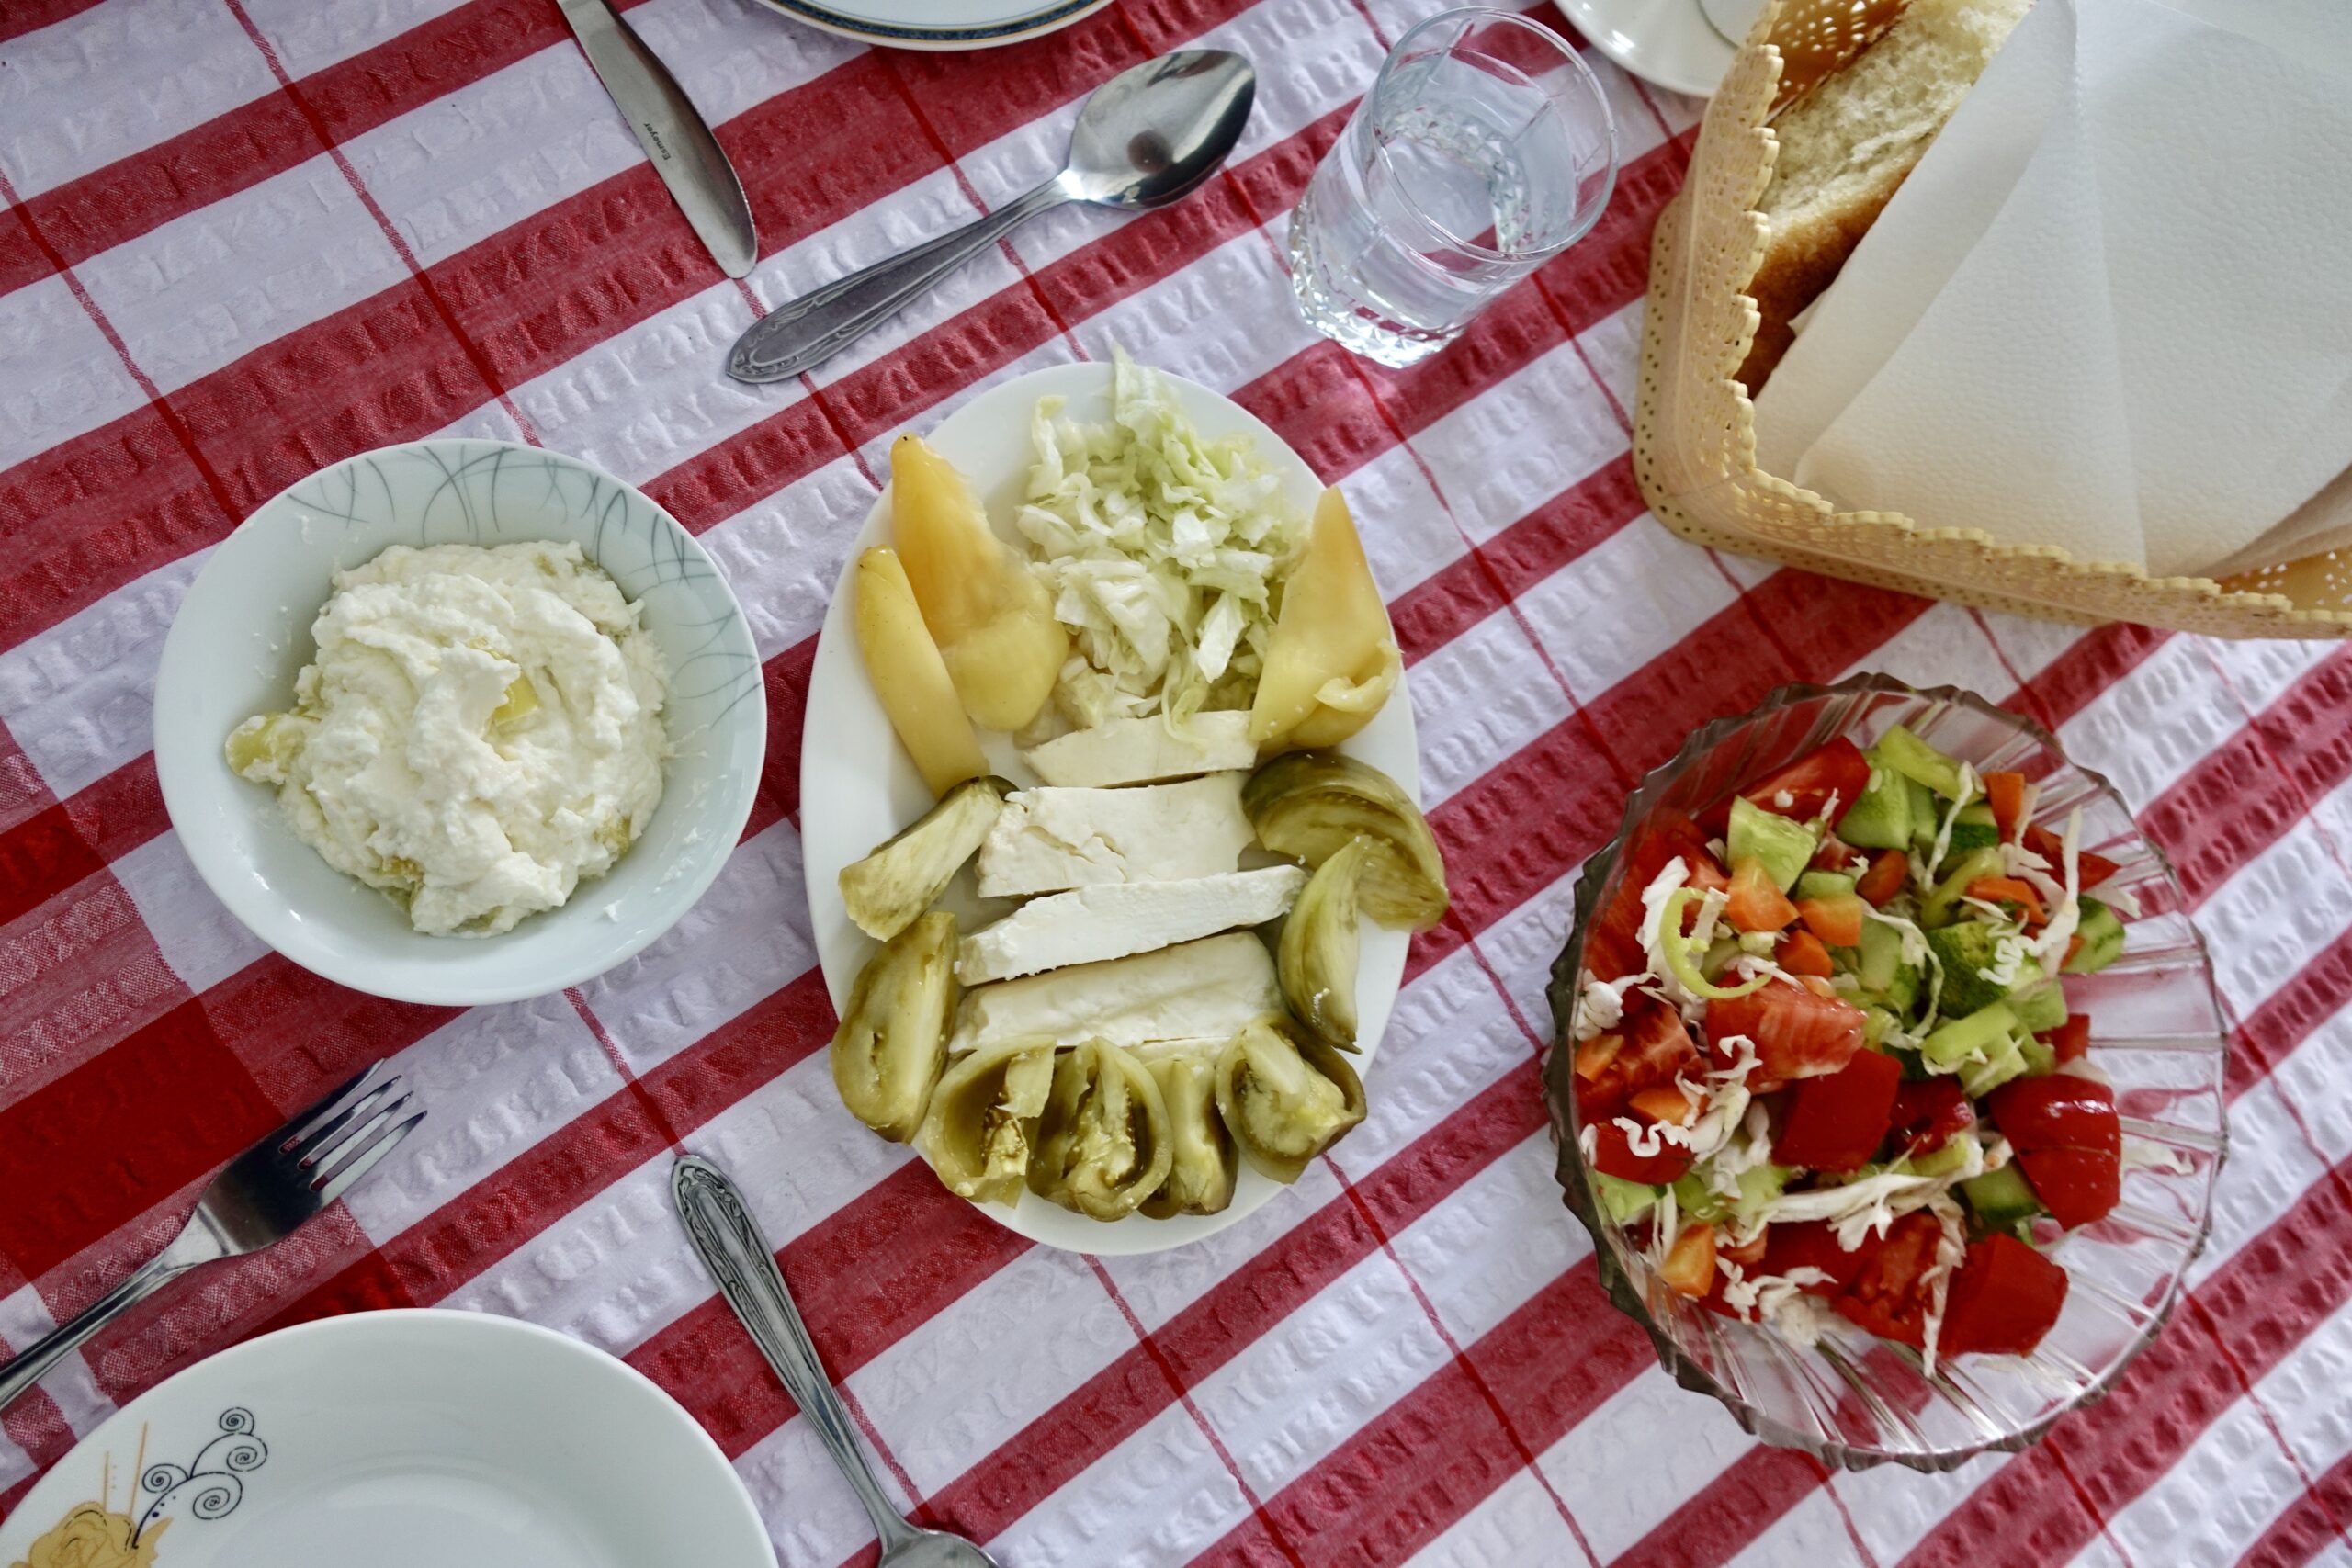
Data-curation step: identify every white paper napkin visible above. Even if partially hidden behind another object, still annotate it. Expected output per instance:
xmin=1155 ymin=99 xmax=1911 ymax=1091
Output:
xmin=1752 ymin=0 xmax=2352 ymax=580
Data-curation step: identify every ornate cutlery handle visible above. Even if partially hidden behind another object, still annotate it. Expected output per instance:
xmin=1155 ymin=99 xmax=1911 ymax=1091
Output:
xmin=727 ymin=178 xmax=1073 ymax=384
xmin=672 ymin=1156 xmax=917 ymax=1551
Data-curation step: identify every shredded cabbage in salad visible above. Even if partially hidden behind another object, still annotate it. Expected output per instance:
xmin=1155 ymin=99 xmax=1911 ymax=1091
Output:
xmin=1014 ymin=349 xmax=1306 ymax=731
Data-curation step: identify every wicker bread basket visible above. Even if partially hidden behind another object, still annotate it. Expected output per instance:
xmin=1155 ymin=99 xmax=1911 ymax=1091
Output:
xmin=1634 ymin=0 xmax=2352 ymax=637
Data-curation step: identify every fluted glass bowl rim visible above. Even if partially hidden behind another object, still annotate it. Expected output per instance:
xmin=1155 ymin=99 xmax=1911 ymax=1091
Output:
xmin=1540 ymin=671 xmax=2229 ymax=1472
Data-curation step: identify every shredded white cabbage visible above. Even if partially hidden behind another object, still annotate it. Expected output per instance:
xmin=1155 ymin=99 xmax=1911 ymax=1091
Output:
xmin=1015 ymin=349 xmax=1305 ymax=729
xmin=1574 ymin=972 xmax=1650 ymax=1041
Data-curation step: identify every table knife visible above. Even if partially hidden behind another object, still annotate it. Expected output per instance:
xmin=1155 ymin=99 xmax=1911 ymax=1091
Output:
xmin=556 ymin=0 xmax=758 ymax=278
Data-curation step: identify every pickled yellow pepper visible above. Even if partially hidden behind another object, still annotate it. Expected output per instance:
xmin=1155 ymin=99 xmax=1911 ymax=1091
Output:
xmin=1250 ymin=487 xmax=1402 ymax=753
xmin=889 ymin=435 xmax=1068 ymax=733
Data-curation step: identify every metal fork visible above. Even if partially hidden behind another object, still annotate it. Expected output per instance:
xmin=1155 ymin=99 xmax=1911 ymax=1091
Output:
xmin=0 ymin=1061 xmax=424 ymax=1413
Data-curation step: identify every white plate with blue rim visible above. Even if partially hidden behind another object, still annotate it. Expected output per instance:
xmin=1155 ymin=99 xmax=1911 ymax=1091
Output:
xmin=0 ymin=1311 xmax=773 ymax=1567
xmin=743 ymin=0 xmax=1114 ymax=51
xmin=799 ymin=361 xmax=1423 ymax=1257
xmin=153 ymin=440 xmax=765 ymax=1009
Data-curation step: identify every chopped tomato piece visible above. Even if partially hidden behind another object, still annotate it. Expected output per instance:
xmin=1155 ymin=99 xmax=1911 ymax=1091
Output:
xmin=1577 ymin=998 xmax=1702 ymax=1122
xmin=1984 ymin=772 xmax=2028 ymax=843
xmin=1772 ymin=1050 xmax=1902 ymax=1173
xmin=1705 ymin=982 xmax=1871 ymax=1086
xmin=1889 ymin=1077 xmax=1975 ymax=1157
xmin=1776 ymin=929 xmax=1835 ymax=977
xmin=1939 ymin=1233 xmax=2067 ymax=1356
xmin=1659 ymin=1224 xmax=1718 ymax=1297
xmin=2039 ymin=1014 xmax=2092 ymax=1066
xmin=1590 ymin=810 xmax=1721 ymax=979
xmin=1630 ymin=1086 xmax=1700 ymax=1126
xmin=1831 ymin=1211 xmax=1944 ymax=1348
xmin=1574 ymin=1033 xmax=1622 ymax=1084
xmin=1705 ymin=737 xmax=1874 ymax=832
xmin=1966 ymin=875 xmax=2047 ymax=925
xmin=1588 ymin=1121 xmax=1693 ymax=1184
xmin=1760 ymin=1221 xmax=1867 ymax=1293
xmin=1857 ymin=849 xmax=1909 ymax=907
xmin=1794 ymin=892 xmax=1866 ymax=948
xmin=2023 ymin=824 xmax=2119 ymax=889
xmin=1986 ymin=1075 xmax=2121 ymax=1228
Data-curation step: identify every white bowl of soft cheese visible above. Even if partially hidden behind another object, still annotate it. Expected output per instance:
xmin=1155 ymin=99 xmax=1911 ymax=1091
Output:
xmin=154 ymin=441 xmax=764 ymax=1006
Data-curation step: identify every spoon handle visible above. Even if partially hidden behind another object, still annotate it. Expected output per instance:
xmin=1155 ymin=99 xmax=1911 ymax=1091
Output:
xmin=728 ymin=176 xmax=1075 ymax=384
xmin=672 ymin=1156 xmax=919 ymax=1552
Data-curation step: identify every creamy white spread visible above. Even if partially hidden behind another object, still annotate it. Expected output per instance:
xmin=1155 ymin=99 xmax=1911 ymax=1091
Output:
xmin=227 ymin=541 xmax=669 ymax=936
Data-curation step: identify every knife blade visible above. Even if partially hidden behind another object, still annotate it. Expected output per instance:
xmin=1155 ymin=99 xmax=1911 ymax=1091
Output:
xmin=556 ymin=0 xmax=758 ymax=278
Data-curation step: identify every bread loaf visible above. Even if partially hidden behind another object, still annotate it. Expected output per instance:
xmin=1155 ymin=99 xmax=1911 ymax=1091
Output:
xmin=1738 ymin=0 xmax=2031 ymax=392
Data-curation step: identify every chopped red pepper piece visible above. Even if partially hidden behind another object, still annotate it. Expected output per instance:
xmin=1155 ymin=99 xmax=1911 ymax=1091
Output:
xmin=1794 ymin=892 xmax=1866 ymax=947
xmin=2023 ymin=824 xmax=2119 ymax=889
xmin=1773 ymin=1050 xmax=1903 ymax=1172
xmin=1984 ymin=772 xmax=2028 ymax=843
xmin=2038 ymin=1014 xmax=2092 ymax=1065
xmin=1760 ymin=1220 xmax=1867 ymax=1294
xmin=1588 ymin=1121 xmax=1693 ymax=1184
xmin=1965 ymin=875 xmax=2047 ymax=924
xmin=1986 ymin=1075 xmax=2121 ymax=1228
xmin=1725 ymin=858 xmax=1799 ymax=933
xmin=1700 ymin=737 xmax=1874 ymax=834
xmin=1939 ymin=1232 xmax=2067 ymax=1355
xmin=1857 ymin=849 xmax=1909 ymax=907
xmin=1776 ymin=929 xmax=1835 ymax=977
xmin=1831 ymin=1211 xmax=1944 ymax=1348
xmin=1576 ymin=998 xmax=1702 ymax=1123
xmin=1889 ymin=1077 xmax=1975 ymax=1157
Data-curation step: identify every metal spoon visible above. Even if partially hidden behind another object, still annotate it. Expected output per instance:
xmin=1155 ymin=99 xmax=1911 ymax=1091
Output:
xmin=726 ymin=49 xmax=1255 ymax=384
xmin=673 ymin=1156 xmax=1000 ymax=1568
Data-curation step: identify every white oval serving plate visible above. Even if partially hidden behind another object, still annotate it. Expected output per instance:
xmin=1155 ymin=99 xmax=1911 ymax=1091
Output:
xmin=742 ymin=0 xmax=1113 ymax=51
xmin=801 ymin=361 xmax=1421 ymax=1258
xmin=0 ymin=1310 xmax=773 ymax=1568
xmin=153 ymin=440 xmax=766 ymax=1008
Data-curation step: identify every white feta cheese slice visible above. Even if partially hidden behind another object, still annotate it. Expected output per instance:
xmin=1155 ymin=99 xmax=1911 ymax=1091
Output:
xmin=956 ymin=866 xmax=1306 ymax=984
xmin=950 ymin=932 xmax=1281 ymax=1056
xmin=975 ymin=773 xmax=1254 ymax=897
xmin=1019 ymin=712 xmax=1257 ymax=787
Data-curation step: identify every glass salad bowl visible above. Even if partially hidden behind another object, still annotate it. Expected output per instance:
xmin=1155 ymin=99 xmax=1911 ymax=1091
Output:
xmin=1540 ymin=673 xmax=2228 ymax=1472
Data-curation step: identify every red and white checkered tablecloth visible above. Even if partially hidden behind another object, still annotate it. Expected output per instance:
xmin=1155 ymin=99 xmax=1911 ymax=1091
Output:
xmin=4 ymin=0 xmax=2351 ymax=1561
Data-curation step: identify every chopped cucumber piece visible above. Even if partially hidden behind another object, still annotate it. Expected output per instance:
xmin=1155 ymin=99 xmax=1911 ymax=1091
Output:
xmin=1875 ymin=723 xmax=1970 ymax=802
xmin=1728 ymin=795 xmax=1818 ymax=893
xmin=1862 ymin=1004 xmax=1900 ymax=1047
xmin=1732 ymin=1165 xmax=1791 ymax=1227
xmin=1700 ymin=935 xmax=1741 ymax=982
xmin=1903 ymin=1131 xmax=1979 ymax=1180
xmin=1793 ymin=869 xmax=1858 ymax=901
xmin=2016 ymin=1036 xmax=2057 ymax=1078
xmin=1923 ymin=846 xmax=2007 ymax=927
xmin=1962 ymin=1163 xmax=2043 ymax=1233
xmin=1944 ymin=802 xmax=2001 ymax=858
xmin=1672 ymin=1173 xmax=1729 ymax=1224
xmin=1838 ymin=764 xmax=1913 ymax=851
xmin=1922 ymin=1000 xmax=2018 ymax=1071
xmin=2009 ymin=979 xmax=2067 ymax=1034
xmin=2066 ymin=897 xmax=2126 ymax=974
xmin=1591 ymin=1172 xmax=1659 ymax=1224
xmin=1924 ymin=923 xmax=2010 ymax=1015
xmin=1858 ymin=919 xmax=1922 ymax=1015
xmin=1905 ymin=777 xmax=1941 ymax=849
xmin=1959 ymin=1033 xmax=2031 ymax=1097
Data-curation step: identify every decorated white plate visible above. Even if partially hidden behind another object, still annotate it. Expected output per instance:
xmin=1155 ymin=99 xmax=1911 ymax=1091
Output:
xmin=743 ymin=0 xmax=1114 ymax=51
xmin=1562 ymin=0 xmax=1739 ymax=98
xmin=800 ymin=361 xmax=1422 ymax=1257
xmin=0 ymin=1310 xmax=772 ymax=1568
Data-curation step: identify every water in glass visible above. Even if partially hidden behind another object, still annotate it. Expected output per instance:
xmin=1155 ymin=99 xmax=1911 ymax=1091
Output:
xmin=1291 ymin=9 xmax=1617 ymax=367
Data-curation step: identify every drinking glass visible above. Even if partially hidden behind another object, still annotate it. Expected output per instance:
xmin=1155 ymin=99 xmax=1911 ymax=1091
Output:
xmin=1289 ymin=8 xmax=1618 ymax=367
